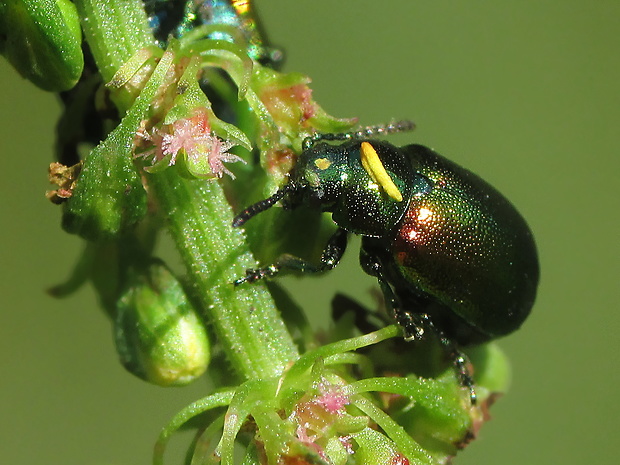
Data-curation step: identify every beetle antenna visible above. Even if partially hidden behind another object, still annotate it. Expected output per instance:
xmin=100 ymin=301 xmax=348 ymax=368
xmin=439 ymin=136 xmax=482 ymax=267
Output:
xmin=354 ymin=120 xmax=417 ymax=139
xmin=303 ymin=120 xmax=416 ymax=150
xmin=232 ymin=184 xmax=293 ymax=227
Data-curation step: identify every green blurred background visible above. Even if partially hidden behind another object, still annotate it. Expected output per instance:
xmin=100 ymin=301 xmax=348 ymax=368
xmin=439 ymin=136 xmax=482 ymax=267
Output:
xmin=1 ymin=1 xmax=617 ymax=464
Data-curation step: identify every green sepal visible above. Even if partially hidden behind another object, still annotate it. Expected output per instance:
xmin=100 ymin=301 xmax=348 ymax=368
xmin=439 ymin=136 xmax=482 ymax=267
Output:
xmin=251 ymin=66 xmax=357 ymax=141
xmin=352 ymin=427 xmax=408 ymax=465
xmin=62 ymin=51 xmax=174 ymax=240
xmin=165 ymin=55 xmax=252 ymax=151
xmin=60 ymin=133 xmax=148 ymax=240
xmin=388 ymin=372 xmax=474 ymax=459
xmin=466 ymin=342 xmax=512 ymax=399
xmin=0 ymin=0 xmax=84 ymax=91
xmin=174 ymin=151 xmax=212 ymax=180
xmin=114 ymin=259 xmax=210 ymax=386
xmin=143 ymin=152 xmax=174 ymax=174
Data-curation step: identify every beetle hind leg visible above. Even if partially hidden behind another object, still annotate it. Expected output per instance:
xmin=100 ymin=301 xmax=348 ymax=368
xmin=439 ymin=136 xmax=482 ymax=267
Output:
xmin=438 ymin=335 xmax=477 ymax=405
xmin=360 ymin=244 xmax=477 ymax=404
xmin=399 ymin=308 xmax=478 ymax=404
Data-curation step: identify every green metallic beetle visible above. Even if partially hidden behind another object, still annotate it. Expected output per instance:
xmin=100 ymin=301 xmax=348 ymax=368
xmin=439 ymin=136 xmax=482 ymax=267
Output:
xmin=233 ymin=122 xmax=539 ymax=401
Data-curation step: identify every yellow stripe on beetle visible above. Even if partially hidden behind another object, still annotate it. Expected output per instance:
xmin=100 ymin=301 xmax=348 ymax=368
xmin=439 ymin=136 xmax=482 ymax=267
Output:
xmin=360 ymin=141 xmax=403 ymax=202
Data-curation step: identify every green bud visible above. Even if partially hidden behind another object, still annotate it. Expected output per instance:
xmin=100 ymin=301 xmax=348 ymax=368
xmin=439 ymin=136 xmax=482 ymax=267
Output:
xmin=0 ymin=0 xmax=84 ymax=91
xmin=61 ymin=48 xmax=176 ymax=240
xmin=114 ymin=261 xmax=210 ymax=386
xmin=60 ymin=92 xmax=145 ymax=242
xmin=466 ymin=342 xmax=512 ymax=400
xmin=252 ymin=66 xmax=356 ymax=140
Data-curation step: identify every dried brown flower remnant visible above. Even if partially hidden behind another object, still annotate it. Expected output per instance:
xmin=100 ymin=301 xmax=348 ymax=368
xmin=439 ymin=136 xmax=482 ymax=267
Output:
xmin=47 ymin=162 xmax=82 ymax=204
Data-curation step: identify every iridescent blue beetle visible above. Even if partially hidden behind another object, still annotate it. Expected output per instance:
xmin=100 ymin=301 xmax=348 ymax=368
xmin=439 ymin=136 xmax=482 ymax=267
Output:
xmin=145 ymin=0 xmax=283 ymax=67
xmin=233 ymin=122 xmax=539 ymax=402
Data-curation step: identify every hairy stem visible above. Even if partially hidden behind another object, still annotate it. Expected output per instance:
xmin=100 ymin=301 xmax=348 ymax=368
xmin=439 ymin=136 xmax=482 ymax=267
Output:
xmin=149 ymin=169 xmax=299 ymax=379
xmin=74 ymin=0 xmax=298 ymax=379
xmin=74 ymin=0 xmax=153 ymax=82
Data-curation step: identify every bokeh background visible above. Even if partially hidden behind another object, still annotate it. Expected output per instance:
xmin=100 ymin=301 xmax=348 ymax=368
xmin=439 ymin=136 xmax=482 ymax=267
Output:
xmin=1 ymin=1 xmax=617 ymax=464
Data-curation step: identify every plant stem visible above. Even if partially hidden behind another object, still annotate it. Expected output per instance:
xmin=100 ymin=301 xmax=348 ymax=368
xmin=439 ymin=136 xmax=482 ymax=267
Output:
xmin=150 ymin=169 xmax=299 ymax=379
xmin=74 ymin=0 xmax=298 ymax=379
xmin=74 ymin=0 xmax=153 ymax=83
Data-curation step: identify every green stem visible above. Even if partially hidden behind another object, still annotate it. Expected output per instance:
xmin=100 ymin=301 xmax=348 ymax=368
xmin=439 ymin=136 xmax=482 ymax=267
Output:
xmin=74 ymin=0 xmax=153 ymax=82
xmin=149 ymin=169 xmax=299 ymax=379
xmin=76 ymin=0 xmax=298 ymax=379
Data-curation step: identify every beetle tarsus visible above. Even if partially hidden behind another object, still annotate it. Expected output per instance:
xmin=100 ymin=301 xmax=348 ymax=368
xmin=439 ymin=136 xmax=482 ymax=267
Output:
xmin=396 ymin=307 xmax=478 ymax=404
xmin=438 ymin=335 xmax=477 ymax=405
xmin=233 ymin=265 xmax=280 ymax=286
xmin=233 ymin=228 xmax=349 ymax=286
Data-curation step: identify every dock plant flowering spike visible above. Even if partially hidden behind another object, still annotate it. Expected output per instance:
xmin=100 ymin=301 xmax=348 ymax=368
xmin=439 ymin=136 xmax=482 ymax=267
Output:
xmin=0 ymin=0 xmax=518 ymax=463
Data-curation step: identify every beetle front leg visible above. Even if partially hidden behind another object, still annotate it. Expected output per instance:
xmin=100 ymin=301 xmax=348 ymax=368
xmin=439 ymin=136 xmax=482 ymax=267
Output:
xmin=234 ymin=228 xmax=349 ymax=285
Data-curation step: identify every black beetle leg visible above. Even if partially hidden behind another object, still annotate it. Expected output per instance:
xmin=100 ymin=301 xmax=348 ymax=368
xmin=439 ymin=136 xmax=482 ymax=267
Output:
xmin=437 ymin=333 xmax=477 ymax=405
xmin=400 ymin=308 xmax=477 ymax=404
xmin=456 ymin=353 xmax=477 ymax=405
xmin=359 ymin=242 xmax=416 ymax=334
xmin=404 ymin=311 xmax=477 ymax=404
xmin=360 ymin=240 xmax=477 ymax=404
xmin=403 ymin=311 xmax=477 ymax=404
xmin=234 ymin=228 xmax=349 ymax=285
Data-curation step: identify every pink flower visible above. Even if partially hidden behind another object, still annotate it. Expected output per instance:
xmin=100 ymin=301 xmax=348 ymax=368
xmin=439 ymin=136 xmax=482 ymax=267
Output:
xmin=136 ymin=109 xmax=246 ymax=179
xmin=205 ymin=136 xmax=245 ymax=179
xmin=289 ymin=381 xmax=353 ymax=460
xmin=161 ymin=117 xmax=211 ymax=165
xmin=135 ymin=125 xmax=166 ymax=163
xmin=315 ymin=384 xmax=349 ymax=414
